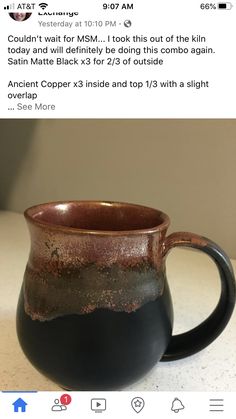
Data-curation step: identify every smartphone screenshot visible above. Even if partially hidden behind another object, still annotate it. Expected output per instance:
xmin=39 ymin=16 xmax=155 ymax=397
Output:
xmin=0 ymin=1 xmax=235 ymax=418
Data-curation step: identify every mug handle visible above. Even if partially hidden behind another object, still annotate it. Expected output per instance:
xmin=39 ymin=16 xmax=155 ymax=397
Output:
xmin=161 ymin=232 xmax=236 ymax=361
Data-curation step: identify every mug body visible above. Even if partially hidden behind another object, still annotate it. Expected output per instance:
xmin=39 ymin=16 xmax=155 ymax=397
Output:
xmin=17 ymin=201 xmax=173 ymax=390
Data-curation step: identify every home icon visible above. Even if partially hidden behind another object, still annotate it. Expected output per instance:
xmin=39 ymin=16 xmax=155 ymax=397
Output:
xmin=12 ymin=398 xmax=28 ymax=413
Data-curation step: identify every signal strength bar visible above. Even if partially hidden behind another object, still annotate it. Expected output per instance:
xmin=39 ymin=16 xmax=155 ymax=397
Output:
xmin=4 ymin=3 xmax=15 ymax=10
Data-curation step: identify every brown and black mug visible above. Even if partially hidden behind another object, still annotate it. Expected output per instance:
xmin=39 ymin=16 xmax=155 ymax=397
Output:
xmin=16 ymin=201 xmax=236 ymax=390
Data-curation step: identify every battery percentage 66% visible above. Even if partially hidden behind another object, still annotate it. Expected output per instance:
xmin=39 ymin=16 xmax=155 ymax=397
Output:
xmin=200 ymin=2 xmax=233 ymax=9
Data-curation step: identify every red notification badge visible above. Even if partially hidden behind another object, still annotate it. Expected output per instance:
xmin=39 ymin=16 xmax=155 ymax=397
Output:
xmin=60 ymin=394 xmax=72 ymax=405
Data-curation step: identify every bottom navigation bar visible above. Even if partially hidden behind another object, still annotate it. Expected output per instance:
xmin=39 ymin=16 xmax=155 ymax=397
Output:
xmin=0 ymin=391 xmax=234 ymax=418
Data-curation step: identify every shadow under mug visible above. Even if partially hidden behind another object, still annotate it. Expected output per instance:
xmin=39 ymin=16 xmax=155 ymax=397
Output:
xmin=17 ymin=201 xmax=236 ymax=390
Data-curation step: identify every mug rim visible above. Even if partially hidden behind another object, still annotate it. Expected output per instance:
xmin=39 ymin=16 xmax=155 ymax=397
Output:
xmin=24 ymin=200 xmax=170 ymax=235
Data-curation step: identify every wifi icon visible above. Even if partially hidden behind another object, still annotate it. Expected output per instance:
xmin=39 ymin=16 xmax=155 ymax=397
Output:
xmin=39 ymin=2 xmax=48 ymax=9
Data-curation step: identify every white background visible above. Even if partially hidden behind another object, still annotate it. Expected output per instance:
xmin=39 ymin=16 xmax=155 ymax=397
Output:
xmin=0 ymin=0 xmax=235 ymax=118
xmin=0 ymin=391 xmax=235 ymax=418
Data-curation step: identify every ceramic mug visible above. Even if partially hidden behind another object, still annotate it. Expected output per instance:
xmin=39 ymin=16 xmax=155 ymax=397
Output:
xmin=17 ymin=201 xmax=236 ymax=390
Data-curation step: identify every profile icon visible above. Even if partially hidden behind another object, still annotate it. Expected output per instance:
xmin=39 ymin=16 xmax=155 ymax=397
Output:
xmin=9 ymin=12 xmax=32 ymax=22
xmin=51 ymin=399 xmax=67 ymax=412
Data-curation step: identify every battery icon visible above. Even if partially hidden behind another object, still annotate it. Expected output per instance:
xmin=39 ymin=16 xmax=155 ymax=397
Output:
xmin=217 ymin=2 xmax=233 ymax=8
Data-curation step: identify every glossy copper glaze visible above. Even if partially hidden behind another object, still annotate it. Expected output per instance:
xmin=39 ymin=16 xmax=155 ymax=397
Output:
xmin=23 ymin=201 xmax=170 ymax=321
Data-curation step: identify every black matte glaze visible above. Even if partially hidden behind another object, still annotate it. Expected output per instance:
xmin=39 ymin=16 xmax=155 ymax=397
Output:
xmin=17 ymin=283 xmax=173 ymax=390
xmin=161 ymin=234 xmax=236 ymax=361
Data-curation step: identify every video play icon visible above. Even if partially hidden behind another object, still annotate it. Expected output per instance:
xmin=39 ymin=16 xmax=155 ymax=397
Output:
xmin=91 ymin=398 xmax=106 ymax=413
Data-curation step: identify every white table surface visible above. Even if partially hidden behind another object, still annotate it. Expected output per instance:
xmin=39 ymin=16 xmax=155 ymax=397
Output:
xmin=0 ymin=211 xmax=235 ymax=391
